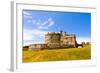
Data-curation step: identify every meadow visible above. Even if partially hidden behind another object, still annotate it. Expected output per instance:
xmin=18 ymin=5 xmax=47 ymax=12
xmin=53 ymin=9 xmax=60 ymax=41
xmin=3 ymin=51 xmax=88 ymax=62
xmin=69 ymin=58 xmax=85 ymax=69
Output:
xmin=23 ymin=45 xmax=91 ymax=62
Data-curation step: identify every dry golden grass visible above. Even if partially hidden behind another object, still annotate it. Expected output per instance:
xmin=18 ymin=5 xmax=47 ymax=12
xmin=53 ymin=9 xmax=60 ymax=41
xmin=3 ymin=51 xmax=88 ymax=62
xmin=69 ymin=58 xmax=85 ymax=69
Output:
xmin=22 ymin=45 xmax=91 ymax=63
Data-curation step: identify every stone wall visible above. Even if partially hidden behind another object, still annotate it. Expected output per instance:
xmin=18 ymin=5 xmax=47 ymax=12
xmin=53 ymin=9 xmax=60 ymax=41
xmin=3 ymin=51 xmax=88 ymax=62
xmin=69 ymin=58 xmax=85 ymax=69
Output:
xmin=29 ymin=44 xmax=48 ymax=50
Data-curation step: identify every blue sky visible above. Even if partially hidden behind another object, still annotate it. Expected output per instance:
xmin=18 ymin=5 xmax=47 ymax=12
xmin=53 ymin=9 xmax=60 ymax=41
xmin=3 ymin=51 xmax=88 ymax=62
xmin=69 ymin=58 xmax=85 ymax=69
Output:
xmin=22 ymin=10 xmax=91 ymax=46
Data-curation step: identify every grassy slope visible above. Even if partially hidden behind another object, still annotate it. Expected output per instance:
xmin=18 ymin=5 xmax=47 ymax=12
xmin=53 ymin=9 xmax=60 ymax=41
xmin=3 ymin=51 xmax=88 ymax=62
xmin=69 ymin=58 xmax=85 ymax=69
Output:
xmin=23 ymin=45 xmax=91 ymax=62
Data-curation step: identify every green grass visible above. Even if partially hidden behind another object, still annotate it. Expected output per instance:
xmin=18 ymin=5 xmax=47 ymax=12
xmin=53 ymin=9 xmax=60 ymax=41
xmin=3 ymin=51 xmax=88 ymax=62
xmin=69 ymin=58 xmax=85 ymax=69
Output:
xmin=22 ymin=45 xmax=91 ymax=63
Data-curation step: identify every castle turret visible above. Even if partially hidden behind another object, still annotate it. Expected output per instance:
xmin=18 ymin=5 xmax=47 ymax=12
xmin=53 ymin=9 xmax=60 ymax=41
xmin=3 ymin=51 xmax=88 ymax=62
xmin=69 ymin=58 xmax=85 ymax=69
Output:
xmin=60 ymin=30 xmax=63 ymax=36
xmin=45 ymin=32 xmax=61 ymax=48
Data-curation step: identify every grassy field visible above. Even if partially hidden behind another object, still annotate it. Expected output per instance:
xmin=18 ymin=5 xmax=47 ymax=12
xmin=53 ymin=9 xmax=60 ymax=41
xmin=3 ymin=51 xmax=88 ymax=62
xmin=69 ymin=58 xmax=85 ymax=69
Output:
xmin=22 ymin=45 xmax=91 ymax=63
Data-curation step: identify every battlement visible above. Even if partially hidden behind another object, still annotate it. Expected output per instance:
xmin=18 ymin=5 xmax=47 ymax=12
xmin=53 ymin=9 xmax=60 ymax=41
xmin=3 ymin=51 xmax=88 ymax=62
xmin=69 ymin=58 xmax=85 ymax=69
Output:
xmin=45 ymin=31 xmax=76 ymax=37
xmin=46 ymin=32 xmax=61 ymax=35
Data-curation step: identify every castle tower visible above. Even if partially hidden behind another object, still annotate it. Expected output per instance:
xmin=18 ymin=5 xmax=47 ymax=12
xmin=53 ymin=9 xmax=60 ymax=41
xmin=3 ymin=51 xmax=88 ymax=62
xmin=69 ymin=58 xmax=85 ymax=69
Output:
xmin=45 ymin=32 xmax=61 ymax=48
xmin=60 ymin=30 xmax=63 ymax=36
xmin=60 ymin=33 xmax=77 ymax=48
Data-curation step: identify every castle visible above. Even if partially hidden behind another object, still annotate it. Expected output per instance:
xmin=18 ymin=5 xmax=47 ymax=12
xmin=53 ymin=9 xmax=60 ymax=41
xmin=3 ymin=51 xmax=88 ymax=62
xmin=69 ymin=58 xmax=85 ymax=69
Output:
xmin=29 ymin=31 xmax=77 ymax=50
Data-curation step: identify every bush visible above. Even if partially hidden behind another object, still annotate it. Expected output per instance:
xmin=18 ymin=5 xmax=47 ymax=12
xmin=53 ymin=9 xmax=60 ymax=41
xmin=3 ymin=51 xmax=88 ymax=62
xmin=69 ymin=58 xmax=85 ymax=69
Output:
xmin=67 ymin=45 xmax=75 ymax=48
xmin=23 ymin=46 xmax=29 ymax=48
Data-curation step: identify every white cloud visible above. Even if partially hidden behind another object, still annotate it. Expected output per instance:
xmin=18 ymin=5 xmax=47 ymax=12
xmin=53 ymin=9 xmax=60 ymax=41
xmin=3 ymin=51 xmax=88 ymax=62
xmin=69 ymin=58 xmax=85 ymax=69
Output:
xmin=27 ymin=17 xmax=55 ymax=29
xmin=23 ymin=31 xmax=34 ymax=41
xmin=23 ymin=29 xmax=48 ymax=41
xmin=23 ymin=11 xmax=32 ymax=19
xmin=23 ymin=11 xmax=31 ymax=16
xmin=37 ymin=17 xmax=55 ymax=29
xmin=76 ymin=37 xmax=91 ymax=44
xmin=24 ymin=15 xmax=32 ymax=18
xmin=23 ymin=29 xmax=48 ymax=46
xmin=23 ymin=41 xmax=34 ymax=46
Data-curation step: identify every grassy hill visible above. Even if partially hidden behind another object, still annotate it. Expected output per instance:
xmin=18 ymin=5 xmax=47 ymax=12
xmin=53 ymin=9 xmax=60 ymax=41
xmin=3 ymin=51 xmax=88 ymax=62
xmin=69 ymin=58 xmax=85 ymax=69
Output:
xmin=23 ymin=45 xmax=91 ymax=62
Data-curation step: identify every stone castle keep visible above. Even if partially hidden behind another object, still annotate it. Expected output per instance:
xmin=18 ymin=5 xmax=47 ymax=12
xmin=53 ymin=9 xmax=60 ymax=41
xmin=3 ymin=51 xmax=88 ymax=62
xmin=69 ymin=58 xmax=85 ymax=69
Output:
xmin=29 ymin=31 xmax=77 ymax=50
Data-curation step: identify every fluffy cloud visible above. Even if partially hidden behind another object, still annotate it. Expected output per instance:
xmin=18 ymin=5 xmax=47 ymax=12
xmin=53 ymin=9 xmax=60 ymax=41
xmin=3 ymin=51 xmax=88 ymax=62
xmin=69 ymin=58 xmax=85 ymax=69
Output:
xmin=38 ymin=18 xmax=55 ymax=29
xmin=23 ymin=11 xmax=55 ymax=29
xmin=23 ymin=29 xmax=49 ymax=46
xmin=23 ymin=11 xmax=32 ymax=18
xmin=23 ymin=11 xmax=31 ymax=16
xmin=27 ymin=17 xmax=55 ymax=29
xmin=23 ymin=29 xmax=48 ymax=41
